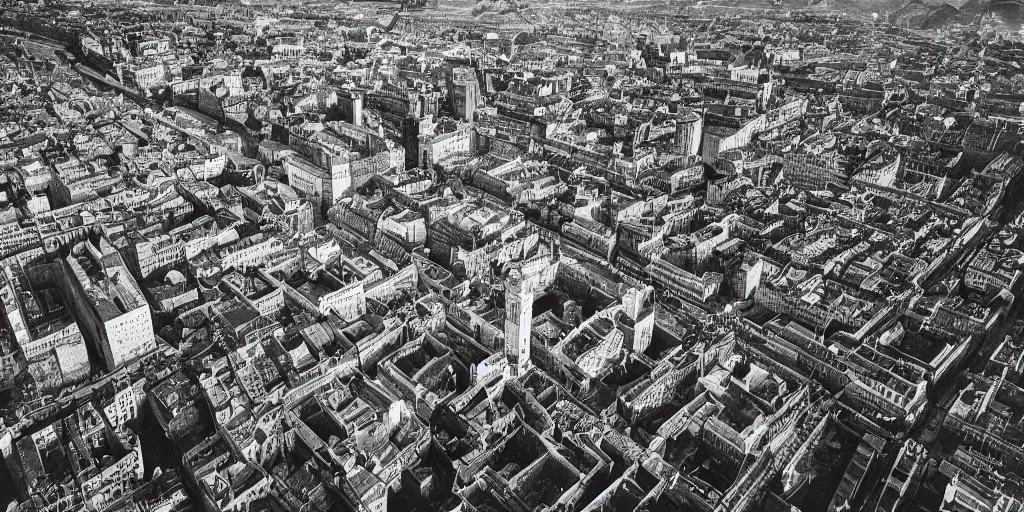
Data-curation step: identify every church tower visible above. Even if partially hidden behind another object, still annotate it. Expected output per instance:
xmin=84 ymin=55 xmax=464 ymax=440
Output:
xmin=504 ymin=265 xmax=534 ymax=378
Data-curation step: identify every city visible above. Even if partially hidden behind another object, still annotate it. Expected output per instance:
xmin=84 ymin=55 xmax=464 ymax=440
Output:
xmin=0 ymin=0 xmax=1022 ymax=511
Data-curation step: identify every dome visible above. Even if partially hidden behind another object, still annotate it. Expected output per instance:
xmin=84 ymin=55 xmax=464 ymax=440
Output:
xmin=165 ymin=270 xmax=186 ymax=285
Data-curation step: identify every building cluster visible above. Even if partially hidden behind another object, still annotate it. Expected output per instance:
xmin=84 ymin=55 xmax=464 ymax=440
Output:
xmin=1 ymin=1 xmax=1024 ymax=512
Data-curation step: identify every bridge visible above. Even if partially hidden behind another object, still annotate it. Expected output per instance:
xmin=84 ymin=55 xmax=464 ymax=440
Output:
xmin=0 ymin=26 xmax=151 ymax=105
xmin=73 ymin=63 xmax=153 ymax=107
xmin=0 ymin=27 xmax=65 ymax=48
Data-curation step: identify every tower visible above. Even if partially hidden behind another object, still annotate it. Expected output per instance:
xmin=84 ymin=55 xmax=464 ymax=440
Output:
xmin=675 ymin=112 xmax=703 ymax=157
xmin=352 ymin=91 xmax=364 ymax=127
xmin=402 ymin=116 xmax=420 ymax=170
xmin=504 ymin=266 xmax=534 ymax=378
xmin=623 ymin=286 xmax=655 ymax=353
xmin=449 ymin=67 xmax=482 ymax=122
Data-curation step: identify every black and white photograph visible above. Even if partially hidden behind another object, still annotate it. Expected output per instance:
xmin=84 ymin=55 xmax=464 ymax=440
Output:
xmin=0 ymin=0 xmax=1022 ymax=510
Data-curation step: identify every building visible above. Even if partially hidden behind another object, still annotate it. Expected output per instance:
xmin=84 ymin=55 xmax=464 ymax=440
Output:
xmin=449 ymin=67 xmax=483 ymax=122
xmin=60 ymin=240 xmax=156 ymax=371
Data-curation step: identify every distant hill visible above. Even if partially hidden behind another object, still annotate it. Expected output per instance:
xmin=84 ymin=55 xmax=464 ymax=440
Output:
xmin=983 ymin=1 xmax=1024 ymax=31
xmin=899 ymin=0 xmax=1024 ymax=30
xmin=691 ymin=0 xmax=1022 ymax=31
xmin=792 ymin=0 xmax=1023 ymax=30
xmin=891 ymin=0 xmax=965 ymax=28
xmin=471 ymin=0 xmax=523 ymax=16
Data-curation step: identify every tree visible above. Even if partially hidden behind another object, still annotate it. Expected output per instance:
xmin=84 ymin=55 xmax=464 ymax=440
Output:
xmin=1011 ymin=74 xmax=1024 ymax=94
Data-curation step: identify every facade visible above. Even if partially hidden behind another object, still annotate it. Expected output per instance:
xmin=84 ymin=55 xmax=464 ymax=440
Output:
xmin=61 ymin=242 xmax=156 ymax=371
xmin=283 ymin=154 xmax=330 ymax=208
